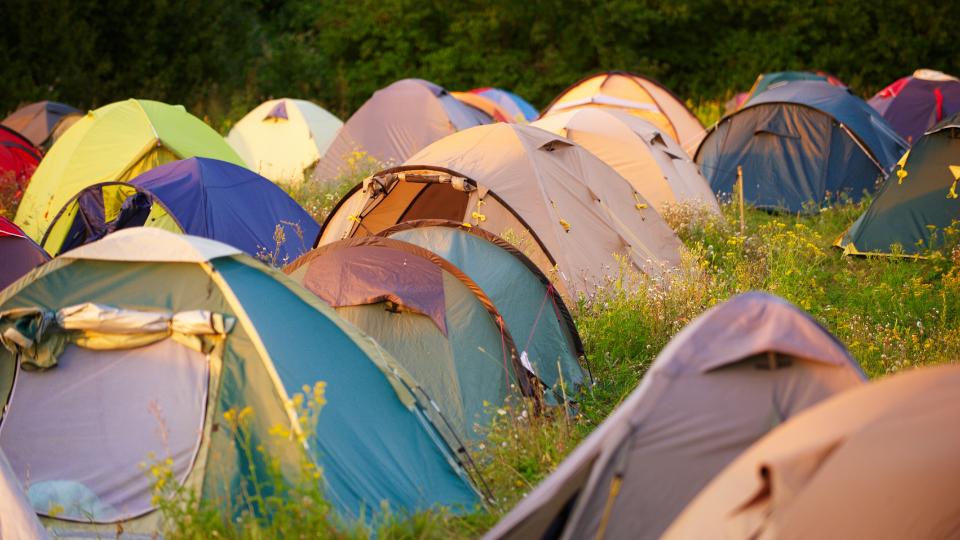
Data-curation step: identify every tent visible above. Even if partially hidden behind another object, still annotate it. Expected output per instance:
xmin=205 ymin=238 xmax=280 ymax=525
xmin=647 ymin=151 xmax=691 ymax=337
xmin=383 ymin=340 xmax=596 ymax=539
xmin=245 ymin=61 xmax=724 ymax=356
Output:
xmin=470 ymin=88 xmax=539 ymax=122
xmin=483 ymin=292 xmax=865 ymax=540
xmin=2 ymin=101 xmax=82 ymax=150
xmin=0 ymin=449 xmax=50 ymax=540
xmin=0 ymin=125 xmax=40 ymax=199
xmin=0 ymin=228 xmax=479 ymax=537
xmin=742 ymin=71 xmax=846 ymax=105
xmin=227 ymin=98 xmax=343 ymax=183
xmin=285 ymin=236 xmax=535 ymax=441
xmin=319 ymin=123 xmax=682 ymax=299
xmin=869 ymin=69 xmax=960 ymax=145
xmin=13 ymin=99 xmax=244 ymax=243
xmin=451 ymin=92 xmax=515 ymax=123
xmin=664 ymin=364 xmax=960 ymax=540
xmin=533 ymin=108 xmax=720 ymax=215
xmin=540 ymin=71 xmax=705 ymax=153
xmin=41 ymin=157 xmax=319 ymax=262
xmin=312 ymin=79 xmax=491 ymax=182
xmin=380 ymin=219 xmax=587 ymax=402
xmin=837 ymin=113 xmax=960 ymax=256
xmin=696 ymin=81 xmax=907 ymax=213
xmin=0 ymin=216 xmax=48 ymax=292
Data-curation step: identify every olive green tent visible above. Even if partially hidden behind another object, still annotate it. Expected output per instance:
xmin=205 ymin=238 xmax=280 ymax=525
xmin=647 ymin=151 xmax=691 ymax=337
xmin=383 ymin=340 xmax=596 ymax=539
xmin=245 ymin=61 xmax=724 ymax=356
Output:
xmin=0 ymin=229 xmax=479 ymax=538
xmin=285 ymin=236 xmax=537 ymax=441
xmin=838 ymin=113 xmax=960 ymax=256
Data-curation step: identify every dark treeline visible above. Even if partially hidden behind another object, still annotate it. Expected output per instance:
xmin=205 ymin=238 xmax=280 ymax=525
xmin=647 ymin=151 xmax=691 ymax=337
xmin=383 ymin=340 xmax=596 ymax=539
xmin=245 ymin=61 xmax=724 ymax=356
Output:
xmin=3 ymin=0 xmax=958 ymax=123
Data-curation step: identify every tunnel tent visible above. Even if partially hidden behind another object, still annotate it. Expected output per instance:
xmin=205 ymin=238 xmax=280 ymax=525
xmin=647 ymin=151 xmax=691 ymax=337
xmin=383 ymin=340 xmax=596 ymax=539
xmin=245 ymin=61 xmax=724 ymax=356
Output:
xmin=696 ymin=81 xmax=908 ymax=213
xmin=13 ymin=99 xmax=245 ymax=243
xmin=483 ymin=292 xmax=865 ymax=540
xmin=379 ymin=219 xmax=587 ymax=402
xmin=664 ymin=364 xmax=960 ymax=540
xmin=532 ymin=108 xmax=720 ymax=215
xmin=2 ymin=101 xmax=82 ymax=150
xmin=41 ymin=157 xmax=319 ymax=263
xmin=284 ymin=235 xmax=536 ymax=441
xmin=318 ymin=123 xmax=682 ymax=300
xmin=837 ymin=113 xmax=960 ymax=256
xmin=0 ymin=216 xmax=49 ymax=292
xmin=227 ymin=98 xmax=343 ymax=183
xmin=869 ymin=69 xmax=960 ymax=145
xmin=469 ymin=88 xmax=539 ymax=122
xmin=313 ymin=79 xmax=491 ymax=183
xmin=540 ymin=71 xmax=705 ymax=153
xmin=0 ymin=228 xmax=480 ymax=538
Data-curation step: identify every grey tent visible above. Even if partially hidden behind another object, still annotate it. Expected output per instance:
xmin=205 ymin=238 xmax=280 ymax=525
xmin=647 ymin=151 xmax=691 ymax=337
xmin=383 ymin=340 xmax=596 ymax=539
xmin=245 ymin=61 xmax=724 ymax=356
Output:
xmin=0 ymin=449 xmax=50 ymax=539
xmin=483 ymin=292 xmax=865 ymax=540
xmin=2 ymin=101 xmax=81 ymax=150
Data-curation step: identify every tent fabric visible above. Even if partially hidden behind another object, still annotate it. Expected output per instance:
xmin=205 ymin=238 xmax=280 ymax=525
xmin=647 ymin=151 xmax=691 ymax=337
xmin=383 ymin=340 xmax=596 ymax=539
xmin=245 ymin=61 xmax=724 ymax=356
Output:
xmin=837 ymin=113 xmax=960 ymax=256
xmin=0 ymin=125 xmax=41 ymax=196
xmin=470 ymin=88 xmax=539 ymax=122
xmin=451 ymin=92 xmax=515 ymax=123
xmin=319 ymin=123 xmax=682 ymax=299
xmin=869 ymin=69 xmax=960 ymax=145
xmin=285 ymin=235 xmax=533 ymax=441
xmin=13 ymin=99 xmax=245 ymax=243
xmin=0 ymin=216 xmax=49 ymax=292
xmin=0 ymin=449 xmax=50 ymax=540
xmin=380 ymin=220 xmax=586 ymax=402
xmin=312 ymin=79 xmax=491 ymax=182
xmin=697 ymin=81 xmax=908 ymax=213
xmin=42 ymin=157 xmax=319 ymax=263
xmin=483 ymin=292 xmax=865 ymax=540
xmin=227 ymin=98 xmax=343 ymax=183
xmin=664 ymin=364 xmax=960 ymax=540
xmin=533 ymin=108 xmax=720 ymax=214
xmin=540 ymin=71 xmax=705 ymax=153
xmin=742 ymin=71 xmax=846 ymax=106
xmin=2 ymin=101 xmax=82 ymax=149
xmin=0 ymin=229 xmax=480 ymax=537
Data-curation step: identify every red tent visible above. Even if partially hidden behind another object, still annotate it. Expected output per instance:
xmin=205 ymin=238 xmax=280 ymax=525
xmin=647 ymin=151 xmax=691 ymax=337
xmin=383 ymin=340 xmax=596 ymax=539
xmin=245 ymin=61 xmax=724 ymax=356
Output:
xmin=0 ymin=126 xmax=41 ymax=208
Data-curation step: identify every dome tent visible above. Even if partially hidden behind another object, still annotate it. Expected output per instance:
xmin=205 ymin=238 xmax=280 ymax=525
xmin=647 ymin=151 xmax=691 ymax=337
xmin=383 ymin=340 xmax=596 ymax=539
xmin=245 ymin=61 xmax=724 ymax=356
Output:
xmin=0 ymin=449 xmax=49 ymax=540
xmin=312 ymin=79 xmax=491 ymax=183
xmin=696 ymin=81 xmax=907 ymax=213
xmin=483 ymin=292 xmax=865 ymax=540
xmin=741 ymin=70 xmax=846 ymax=105
xmin=469 ymin=87 xmax=539 ymax=122
xmin=533 ymin=108 xmax=720 ymax=215
xmin=227 ymin=98 xmax=343 ymax=183
xmin=285 ymin=235 xmax=535 ymax=441
xmin=0 ymin=216 xmax=48 ymax=292
xmin=540 ymin=71 xmax=705 ymax=153
xmin=869 ymin=69 xmax=960 ymax=145
xmin=41 ymin=157 xmax=319 ymax=263
xmin=14 ymin=99 xmax=245 ymax=243
xmin=451 ymin=91 xmax=515 ymax=123
xmin=318 ymin=123 xmax=682 ymax=299
xmin=380 ymin=219 xmax=587 ymax=402
xmin=0 ymin=125 xmax=41 ymax=198
xmin=2 ymin=101 xmax=82 ymax=150
xmin=665 ymin=364 xmax=960 ymax=540
xmin=0 ymin=229 xmax=479 ymax=537
xmin=837 ymin=113 xmax=960 ymax=256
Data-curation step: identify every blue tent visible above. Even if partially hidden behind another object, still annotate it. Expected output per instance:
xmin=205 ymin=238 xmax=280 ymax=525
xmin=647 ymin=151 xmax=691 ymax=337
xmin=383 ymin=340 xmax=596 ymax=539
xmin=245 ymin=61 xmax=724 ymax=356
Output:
xmin=43 ymin=158 xmax=320 ymax=264
xmin=697 ymin=81 xmax=908 ymax=212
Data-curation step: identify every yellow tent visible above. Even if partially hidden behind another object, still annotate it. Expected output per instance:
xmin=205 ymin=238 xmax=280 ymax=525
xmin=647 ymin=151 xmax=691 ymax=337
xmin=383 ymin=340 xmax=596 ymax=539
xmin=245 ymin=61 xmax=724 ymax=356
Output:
xmin=14 ymin=99 xmax=244 ymax=243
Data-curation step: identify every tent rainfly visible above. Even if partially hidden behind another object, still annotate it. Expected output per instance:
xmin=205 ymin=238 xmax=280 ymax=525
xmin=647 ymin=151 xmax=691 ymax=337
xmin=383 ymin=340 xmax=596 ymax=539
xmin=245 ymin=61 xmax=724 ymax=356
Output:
xmin=0 ymin=216 xmax=48 ymax=292
xmin=2 ymin=101 xmax=82 ymax=150
xmin=868 ymin=69 xmax=960 ymax=145
xmin=0 ymin=125 xmax=41 ymax=197
xmin=469 ymin=88 xmax=539 ymax=122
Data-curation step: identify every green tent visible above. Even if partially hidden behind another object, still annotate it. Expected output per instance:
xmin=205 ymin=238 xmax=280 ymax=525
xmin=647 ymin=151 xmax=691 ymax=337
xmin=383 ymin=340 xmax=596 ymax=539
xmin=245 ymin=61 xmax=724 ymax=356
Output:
xmin=838 ymin=113 xmax=960 ymax=256
xmin=0 ymin=229 xmax=479 ymax=537
xmin=380 ymin=220 xmax=587 ymax=402
xmin=285 ymin=236 xmax=537 ymax=441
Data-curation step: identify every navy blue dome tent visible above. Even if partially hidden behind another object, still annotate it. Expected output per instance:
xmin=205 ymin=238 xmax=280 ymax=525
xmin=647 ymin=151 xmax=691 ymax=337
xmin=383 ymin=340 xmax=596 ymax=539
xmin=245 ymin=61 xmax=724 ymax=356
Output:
xmin=696 ymin=81 xmax=908 ymax=213
xmin=42 ymin=157 xmax=320 ymax=264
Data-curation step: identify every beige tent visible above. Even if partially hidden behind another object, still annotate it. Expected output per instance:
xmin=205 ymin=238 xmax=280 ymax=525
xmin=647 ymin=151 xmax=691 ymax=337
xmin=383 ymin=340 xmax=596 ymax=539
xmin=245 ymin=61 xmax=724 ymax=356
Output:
xmin=540 ymin=71 xmax=706 ymax=153
xmin=227 ymin=98 xmax=343 ymax=183
xmin=533 ymin=108 xmax=719 ymax=215
xmin=312 ymin=79 xmax=491 ymax=183
xmin=319 ymin=123 xmax=682 ymax=299
xmin=483 ymin=292 xmax=865 ymax=540
xmin=664 ymin=364 xmax=960 ymax=540
xmin=0 ymin=449 xmax=50 ymax=540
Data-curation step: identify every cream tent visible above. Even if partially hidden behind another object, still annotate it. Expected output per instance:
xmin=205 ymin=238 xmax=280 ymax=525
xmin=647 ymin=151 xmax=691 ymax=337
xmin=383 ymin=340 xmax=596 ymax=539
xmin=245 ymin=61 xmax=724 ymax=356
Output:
xmin=483 ymin=292 xmax=865 ymax=540
xmin=227 ymin=98 xmax=343 ymax=183
xmin=533 ymin=108 xmax=719 ymax=215
xmin=0 ymin=449 xmax=50 ymax=540
xmin=14 ymin=99 xmax=245 ymax=243
xmin=665 ymin=364 xmax=960 ymax=540
xmin=319 ymin=123 xmax=682 ymax=299
xmin=540 ymin=71 xmax=705 ymax=153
